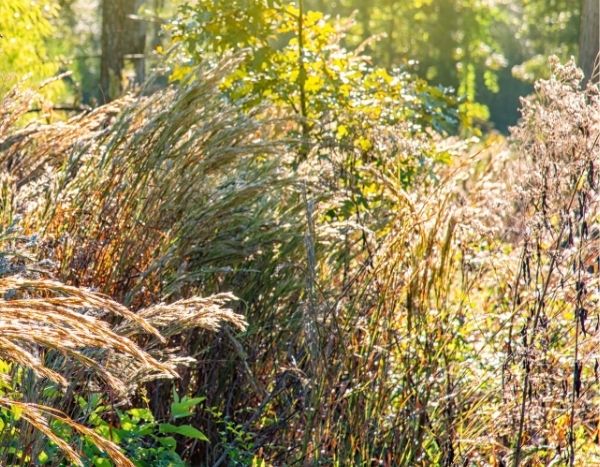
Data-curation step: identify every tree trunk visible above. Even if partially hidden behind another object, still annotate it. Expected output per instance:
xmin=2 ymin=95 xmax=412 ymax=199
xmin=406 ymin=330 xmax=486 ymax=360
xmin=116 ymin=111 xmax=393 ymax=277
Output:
xmin=431 ymin=0 xmax=459 ymax=90
xmin=579 ymin=0 xmax=600 ymax=83
xmin=100 ymin=0 xmax=145 ymax=103
xmin=130 ymin=3 xmax=147 ymax=87
xmin=358 ymin=1 xmax=371 ymax=39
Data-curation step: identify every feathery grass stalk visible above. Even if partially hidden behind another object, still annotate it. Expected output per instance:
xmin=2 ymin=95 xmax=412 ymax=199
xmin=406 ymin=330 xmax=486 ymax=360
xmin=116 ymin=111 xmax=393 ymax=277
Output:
xmin=510 ymin=58 xmax=600 ymax=465
xmin=512 ymin=169 xmax=582 ymax=466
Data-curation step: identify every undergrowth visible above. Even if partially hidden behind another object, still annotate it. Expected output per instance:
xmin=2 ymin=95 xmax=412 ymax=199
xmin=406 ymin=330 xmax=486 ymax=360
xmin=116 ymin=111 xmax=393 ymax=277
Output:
xmin=0 ymin=53 xmax=599 ymax=465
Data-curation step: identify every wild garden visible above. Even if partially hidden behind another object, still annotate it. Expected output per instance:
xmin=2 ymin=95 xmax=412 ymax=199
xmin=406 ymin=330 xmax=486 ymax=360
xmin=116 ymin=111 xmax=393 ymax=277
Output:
xmin=1 ymin=0 xmax=600 ymax=465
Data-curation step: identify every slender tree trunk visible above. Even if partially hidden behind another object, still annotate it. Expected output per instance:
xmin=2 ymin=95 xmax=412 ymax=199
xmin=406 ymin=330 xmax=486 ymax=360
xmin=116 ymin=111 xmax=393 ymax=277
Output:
xmin=130 ymin=0 xmax=147 ymax=85
xmin=426 ymin=0 xmax=459 ymax=89
xmin=358 ymin=1 xmax=371 ymax=39
xmin=297 ymin=0 xmax=310 ymax=161
xmin=100 ymin=0 xmax=145 ymax=103
xmin=579 ymin=0 xmax=600 ymax=83
xmin=386 ymin=0 xmax=395 ymax=68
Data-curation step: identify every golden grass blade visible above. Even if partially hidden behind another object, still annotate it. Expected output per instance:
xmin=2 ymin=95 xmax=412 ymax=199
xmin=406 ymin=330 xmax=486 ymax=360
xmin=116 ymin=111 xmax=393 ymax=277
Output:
xmin=0 ymin=397 xmax=134 ymax=467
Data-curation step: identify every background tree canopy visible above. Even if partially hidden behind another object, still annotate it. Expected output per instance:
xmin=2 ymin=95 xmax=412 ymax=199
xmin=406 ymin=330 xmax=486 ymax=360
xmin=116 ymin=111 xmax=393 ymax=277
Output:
xmin=1 ymin=0 xmax=591 ymax=132
xmin=0 ymin=0 xmax=65 ymax=97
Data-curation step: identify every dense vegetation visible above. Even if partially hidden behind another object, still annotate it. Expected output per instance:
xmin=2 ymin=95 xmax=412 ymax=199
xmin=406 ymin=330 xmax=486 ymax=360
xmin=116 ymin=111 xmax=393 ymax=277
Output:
xmin=1 ymin=0 xmax=599 ymax=465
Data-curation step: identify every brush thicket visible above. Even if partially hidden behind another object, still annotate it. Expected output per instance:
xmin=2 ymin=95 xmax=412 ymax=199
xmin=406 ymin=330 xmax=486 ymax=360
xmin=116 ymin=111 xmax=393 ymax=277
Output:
xmin=0 ymin=83 xmax=248 ymax=465
xmin=3 ymin=56 xmax=600 ymax=465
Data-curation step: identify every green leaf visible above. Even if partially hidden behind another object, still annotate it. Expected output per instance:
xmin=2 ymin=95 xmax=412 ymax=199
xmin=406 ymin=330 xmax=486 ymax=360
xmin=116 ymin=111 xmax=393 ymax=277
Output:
xmin=171 ymin=396 xmax=205 ymax=419
xmin=159 ymin=423 xmax=209 ymax=442
xmin=11 ymin=404 xmax=23 ymax=421
xmin=93 ymin=458 xmax=112 ymax=467
xmin=157 ymin=435 xmax=177 ymax=449
xmin=38 ymin=451 xmax=49 ymax=464
xmin=128 ymin=407 xmax=154 ymax=421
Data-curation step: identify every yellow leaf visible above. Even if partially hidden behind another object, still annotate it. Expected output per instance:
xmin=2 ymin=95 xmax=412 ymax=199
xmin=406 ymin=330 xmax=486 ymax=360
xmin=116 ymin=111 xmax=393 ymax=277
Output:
xmin=355 ymin=136 xmax=372 ymax=151
xmin=11 ymin=404 xmax=23 ymax=421
xmin=336 ymin=125 xmax=349 ymax=140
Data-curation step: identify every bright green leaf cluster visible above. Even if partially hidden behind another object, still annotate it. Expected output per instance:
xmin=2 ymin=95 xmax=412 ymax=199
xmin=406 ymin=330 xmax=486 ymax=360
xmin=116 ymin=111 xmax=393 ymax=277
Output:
xmin=0 ymin=0 xmax=65 ymax=98
xmin=169 ymin=1 xmax=461 ymax=155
